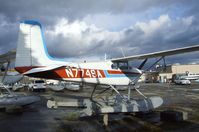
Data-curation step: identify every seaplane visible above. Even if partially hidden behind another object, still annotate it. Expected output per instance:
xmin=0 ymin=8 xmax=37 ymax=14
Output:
xmin=181 ymin=72 xmax=199 ymax=80
xmin=0 ymin=49 xmax=40 ymax=110
xmin=14 ymin=20 xmax=199 ymax=116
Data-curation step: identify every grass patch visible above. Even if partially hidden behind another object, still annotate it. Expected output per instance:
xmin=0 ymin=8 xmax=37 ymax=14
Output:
xmin=64 ymin=112 xmax=80 ymax=121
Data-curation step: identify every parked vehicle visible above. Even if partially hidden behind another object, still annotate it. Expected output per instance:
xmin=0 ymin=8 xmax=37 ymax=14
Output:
xmin=29 ymin=80 xmax=46 ymax=92
xmin=174 ymin=79 xmax=191 ymax=85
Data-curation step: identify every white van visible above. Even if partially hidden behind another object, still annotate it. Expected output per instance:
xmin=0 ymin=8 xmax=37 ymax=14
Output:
xmin=29 ymin=80 xmax=46 ymax=92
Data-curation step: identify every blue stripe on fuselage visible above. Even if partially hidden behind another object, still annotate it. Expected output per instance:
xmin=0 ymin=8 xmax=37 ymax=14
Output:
xmin=104 ymin=70 xmax=138 ymax=78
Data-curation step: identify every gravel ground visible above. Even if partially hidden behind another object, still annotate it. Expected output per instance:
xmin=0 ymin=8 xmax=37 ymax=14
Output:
xmin=0 ymin=83 xmax=199 ymax=132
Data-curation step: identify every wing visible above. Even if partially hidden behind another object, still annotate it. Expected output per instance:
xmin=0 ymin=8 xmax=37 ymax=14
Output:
xmin=0 ymin=50 xmax=16 ymax=64
xmin=111 ymin=45 xmax=199 ymax=62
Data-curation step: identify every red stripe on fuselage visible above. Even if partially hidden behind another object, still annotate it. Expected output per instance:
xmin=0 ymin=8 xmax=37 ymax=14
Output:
xmin=107 ymin=70 xmax=140 ymax=75
xmin=107 ymin=70 xmax=123 ymax=74
xmin=65 ymin=68 xmax=106 ymax=78
xmin=54 ymin=67 xmax=67 ymax=78
xmin=22 ymin=67 xmax=106 ymax=79
xmin=16 ymin=66 xmax=138 ymax=79
xmin=15 ymin=66 xmax=42 ymax=74
xmin=25 ymin=67 xmax=67 ymax=79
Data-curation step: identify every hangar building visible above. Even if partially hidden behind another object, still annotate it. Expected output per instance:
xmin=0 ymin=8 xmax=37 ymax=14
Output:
xmin=142 ymin=64 xmax=199 ymax=83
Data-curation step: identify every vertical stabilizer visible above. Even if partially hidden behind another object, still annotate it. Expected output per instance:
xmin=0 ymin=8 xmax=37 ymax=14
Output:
xmin=15 ymin=20 xmax=54 ymax=67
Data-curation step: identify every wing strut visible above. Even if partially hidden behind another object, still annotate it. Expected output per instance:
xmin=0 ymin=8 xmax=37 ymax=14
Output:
xmin=0 ymin=61 xmax=14 ymax=96
xmin=163 ymin=57 xmax=167 ymax=71
xmin=146 ymin=56 xmax=164 ymax=71
xmin=1 ymin=61 xmax=10 ymax=83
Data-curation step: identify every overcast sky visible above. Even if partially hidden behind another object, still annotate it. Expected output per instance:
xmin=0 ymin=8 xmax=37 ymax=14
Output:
xmin=0 ymin=0 xmax=199 ymax=64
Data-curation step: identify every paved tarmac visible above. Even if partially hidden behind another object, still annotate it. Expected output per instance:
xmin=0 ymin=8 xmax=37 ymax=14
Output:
xmin=0 ymin=83 xmax=199 ymax=132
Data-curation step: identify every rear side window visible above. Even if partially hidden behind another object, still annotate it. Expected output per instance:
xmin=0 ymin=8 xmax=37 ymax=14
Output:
xmin=111 ymin=63 xmax=118 ymax=69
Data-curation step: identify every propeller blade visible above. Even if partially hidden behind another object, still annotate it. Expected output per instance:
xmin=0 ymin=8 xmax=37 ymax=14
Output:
xmin=138 ymin=58 xmax=148 ymax=69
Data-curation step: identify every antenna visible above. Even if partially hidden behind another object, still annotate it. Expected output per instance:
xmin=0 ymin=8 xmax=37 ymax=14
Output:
xmin=120 ymin=48 xmax=125 ymax=57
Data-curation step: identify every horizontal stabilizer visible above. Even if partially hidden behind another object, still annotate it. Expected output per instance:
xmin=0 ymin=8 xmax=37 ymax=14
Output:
xmin=23 ymin=65 xmax=65 ymax=75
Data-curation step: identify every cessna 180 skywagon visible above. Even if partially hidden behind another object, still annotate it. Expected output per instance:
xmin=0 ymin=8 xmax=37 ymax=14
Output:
xmin=14 ymin=20 xmax=199 ymax=116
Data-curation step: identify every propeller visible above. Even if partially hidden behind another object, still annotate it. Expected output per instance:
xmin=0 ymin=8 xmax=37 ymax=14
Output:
xmin=0 ymin=64 xmax=6 ymax=72
xmin=138 ymin=58 xmax=148 ymax=69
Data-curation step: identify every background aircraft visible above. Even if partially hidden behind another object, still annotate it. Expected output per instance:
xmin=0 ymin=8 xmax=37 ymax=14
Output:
xmin=181 ymin=72 xmax=199 ymax=80
xmin=0 ymin=50 xmax=40 ymax=109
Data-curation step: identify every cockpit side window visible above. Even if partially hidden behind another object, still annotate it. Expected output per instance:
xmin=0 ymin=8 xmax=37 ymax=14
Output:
xmin=118 ymin=62 xmax=128 ymax=70
xmin=111 ymin=61 xmax=129 ymax=70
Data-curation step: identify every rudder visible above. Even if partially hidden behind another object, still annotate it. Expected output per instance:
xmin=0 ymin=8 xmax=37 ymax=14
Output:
xmin=15 ymin=20 xmax=53 ymax=68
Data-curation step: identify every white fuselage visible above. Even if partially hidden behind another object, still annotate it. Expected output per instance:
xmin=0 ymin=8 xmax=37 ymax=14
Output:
xmin=18 ymin=61 xmax=142 ymax=86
